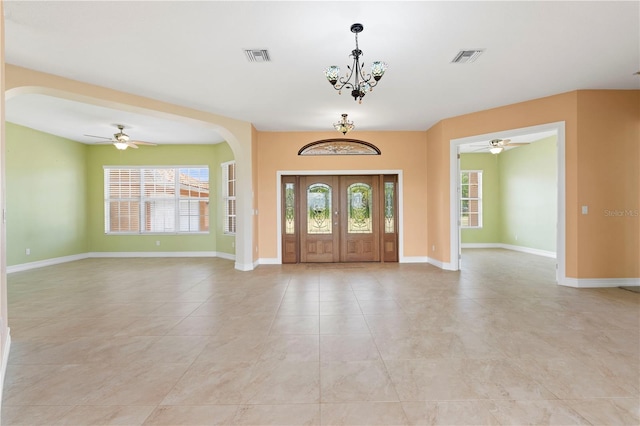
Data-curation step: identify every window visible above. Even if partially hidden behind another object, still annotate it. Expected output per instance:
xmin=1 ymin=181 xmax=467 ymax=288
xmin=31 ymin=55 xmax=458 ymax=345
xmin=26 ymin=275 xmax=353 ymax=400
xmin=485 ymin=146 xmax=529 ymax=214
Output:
xmin=104 ymin=167 xmax=209 ymax=234
xmin=460 ymin=170 xmax=482 ymax=228
xmin=222 ymin=161 xmax=236 ymax=234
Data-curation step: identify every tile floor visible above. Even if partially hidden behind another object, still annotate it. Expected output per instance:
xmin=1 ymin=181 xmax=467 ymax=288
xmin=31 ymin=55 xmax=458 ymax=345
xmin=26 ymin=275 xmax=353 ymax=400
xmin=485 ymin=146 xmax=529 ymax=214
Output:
xmin=1 ymin=249 xmax=638 ymax=425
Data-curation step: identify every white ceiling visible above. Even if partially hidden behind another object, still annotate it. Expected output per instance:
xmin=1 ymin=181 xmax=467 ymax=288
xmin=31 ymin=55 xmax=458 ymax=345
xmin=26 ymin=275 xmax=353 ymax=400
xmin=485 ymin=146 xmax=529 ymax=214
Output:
xmin=4 ymin=1 xmax=639 ymax=146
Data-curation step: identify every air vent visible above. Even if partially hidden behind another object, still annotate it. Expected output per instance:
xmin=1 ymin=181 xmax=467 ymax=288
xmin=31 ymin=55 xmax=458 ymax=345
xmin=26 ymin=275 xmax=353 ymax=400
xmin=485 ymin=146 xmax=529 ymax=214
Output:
xmin=451 ymin=49 xmax=484 ymax=64
xmin=245 ymin=49 xmax=271 ymax=62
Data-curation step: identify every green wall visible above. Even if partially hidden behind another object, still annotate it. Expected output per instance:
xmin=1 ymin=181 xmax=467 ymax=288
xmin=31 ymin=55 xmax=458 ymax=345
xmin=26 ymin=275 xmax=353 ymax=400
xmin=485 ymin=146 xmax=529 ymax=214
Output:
xmin=86 ymin=143 xmax=234 ymax=254
xmin=6 ymin=123 xmax=88 ymax=266
xmin=499 ymin=136 xmax=557 ymax=251
xmin=461 ymin=135 xmax=557 ymax=252
xmin=6 ymin=122 xmax=235 ymax=266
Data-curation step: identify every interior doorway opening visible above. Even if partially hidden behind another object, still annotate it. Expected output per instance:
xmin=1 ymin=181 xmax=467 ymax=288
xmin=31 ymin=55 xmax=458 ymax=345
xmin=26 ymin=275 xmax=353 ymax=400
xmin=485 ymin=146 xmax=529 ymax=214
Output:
xmin=450 ymin=122 xmax=566 ymax=285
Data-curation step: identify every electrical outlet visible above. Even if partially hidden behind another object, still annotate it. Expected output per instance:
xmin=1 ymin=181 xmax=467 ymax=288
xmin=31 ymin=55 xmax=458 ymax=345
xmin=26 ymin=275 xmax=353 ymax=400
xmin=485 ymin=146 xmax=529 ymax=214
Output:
xmin=156 ymin=241 xmax=160 ymax=246
xmin=432 ymin=245 xmax=435 ymax=252
xmin=25 ymin=248 xmax=30 ymax=255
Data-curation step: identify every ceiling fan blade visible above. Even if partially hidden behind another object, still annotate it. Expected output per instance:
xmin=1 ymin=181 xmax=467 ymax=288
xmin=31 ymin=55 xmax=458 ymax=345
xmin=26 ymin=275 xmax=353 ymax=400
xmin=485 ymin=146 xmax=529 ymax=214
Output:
xmin=84 ymin=134 xmax=113 ymax=140
xmin=126 ymin=142 xmax=139 ymax=149
xmin=505 ymin=142 xmax=530 ymax=146
xmin=130 ymin=140 xmax=158 ymax=146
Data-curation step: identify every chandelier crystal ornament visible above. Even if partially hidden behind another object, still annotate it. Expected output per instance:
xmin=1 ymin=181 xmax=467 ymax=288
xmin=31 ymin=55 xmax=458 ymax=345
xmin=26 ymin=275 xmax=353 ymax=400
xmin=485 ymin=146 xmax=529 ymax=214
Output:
xmin=324 ymin=23 xmax=387 ymax=104
xmin=333 ymin=113 xmax=355 ymax=135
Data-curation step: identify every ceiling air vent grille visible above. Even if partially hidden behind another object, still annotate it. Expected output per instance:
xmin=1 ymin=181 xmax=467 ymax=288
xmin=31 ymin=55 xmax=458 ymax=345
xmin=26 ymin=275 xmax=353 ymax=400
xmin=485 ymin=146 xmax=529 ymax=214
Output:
xmin=245 ymin=49 xmax=271 ymax=62
xmin=451 ymin=49 xmax=484 ymax=64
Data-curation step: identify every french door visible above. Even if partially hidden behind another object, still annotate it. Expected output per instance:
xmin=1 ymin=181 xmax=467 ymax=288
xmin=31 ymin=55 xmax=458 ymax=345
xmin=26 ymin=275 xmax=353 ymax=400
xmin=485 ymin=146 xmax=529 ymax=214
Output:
xmin=282 ymin=175 xmax=398 ymax=263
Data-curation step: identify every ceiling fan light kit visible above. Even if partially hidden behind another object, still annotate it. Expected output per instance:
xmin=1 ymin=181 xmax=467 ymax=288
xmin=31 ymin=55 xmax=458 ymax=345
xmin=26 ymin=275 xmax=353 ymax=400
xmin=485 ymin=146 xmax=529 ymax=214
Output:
xmin=487 ymin=138 xmax=531 ymax=154
xmin=84 ymin=124 xmax=158 ymax=150
xmin=324 ymin=23 xmax=387 ymax=104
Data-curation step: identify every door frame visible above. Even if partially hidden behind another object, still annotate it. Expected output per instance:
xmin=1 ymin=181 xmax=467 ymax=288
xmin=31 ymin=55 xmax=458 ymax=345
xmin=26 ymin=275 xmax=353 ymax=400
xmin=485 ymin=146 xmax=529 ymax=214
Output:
xmin=275 ymin=170 xmax=404 ymax=264
xmin=448 ymin=121 xmax=566 ymax=285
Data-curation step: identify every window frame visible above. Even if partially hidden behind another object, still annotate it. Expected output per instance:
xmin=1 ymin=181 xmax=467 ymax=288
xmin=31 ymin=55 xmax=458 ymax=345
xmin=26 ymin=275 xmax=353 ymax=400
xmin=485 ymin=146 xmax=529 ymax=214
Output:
xmin=460 ymin=170 xmax=483 ymax=228
xmin=221 ymin=161 xmax=236 ymax=235
xmin=104 ymin=166 xmax=210 ymax=235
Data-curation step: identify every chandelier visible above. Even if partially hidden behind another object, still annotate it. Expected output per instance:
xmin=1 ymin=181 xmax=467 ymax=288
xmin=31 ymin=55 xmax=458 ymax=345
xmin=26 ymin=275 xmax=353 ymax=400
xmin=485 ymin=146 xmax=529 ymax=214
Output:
xmin=324 ymin=23 xmax=387 ymax=103
xmin=334 ymin=113 xmax=355 ymax=135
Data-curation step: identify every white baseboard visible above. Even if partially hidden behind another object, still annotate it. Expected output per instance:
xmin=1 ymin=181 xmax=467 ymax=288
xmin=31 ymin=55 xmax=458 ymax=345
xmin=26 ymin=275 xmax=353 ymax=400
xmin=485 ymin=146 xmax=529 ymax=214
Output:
xmin=234 ymin=261 xmax=255 ymax=271
xmin=461 ymin=243 xmax=556 ymax=258
xmin=0 ymin=328 xmax=11 ymax=415
xmin=426 ymin=257 xmax=458 ymax=271
xmin=258 ymin=258 xmax=280 ymax=265
xmin=8 ymin=251 xmax=236 ymax=273
xmin=88 ymin=251 xmax=219 ymax=258
xmin=461 ymin=243 xmax=503 ymax=249
xmin=215 ymin=252 xmax=236 ymax=261
xmin=400 ymin=256 xmax=429 ymax=264
xmin=561 ymin=277 xmax=640 ymax=288
xmin=6 ymin=253 xmax=89 ymax=274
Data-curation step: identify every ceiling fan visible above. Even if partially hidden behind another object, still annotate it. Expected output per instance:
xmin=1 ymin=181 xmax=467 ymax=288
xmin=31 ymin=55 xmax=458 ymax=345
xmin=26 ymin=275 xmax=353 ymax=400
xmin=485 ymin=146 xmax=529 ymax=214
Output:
xmin=484 ymin=138 xmax=530 ymax=154
xmin=84 ymin=124 xmax=157 ymax=150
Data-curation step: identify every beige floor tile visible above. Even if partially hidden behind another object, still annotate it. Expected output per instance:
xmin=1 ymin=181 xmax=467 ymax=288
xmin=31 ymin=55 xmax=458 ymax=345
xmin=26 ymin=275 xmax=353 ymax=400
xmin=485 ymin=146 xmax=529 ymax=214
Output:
xmin=271 ymin=315 xmax=319 ymax=334
xmin=134 ymin=335 xmax=211 ymax=364
xmin=242 ymin=360 xmax=320 ymax=404
xmin=320 ymin=335 xmax=381 ymax=362
xmin=373 ymin=333 xmax=450 ymax=361
xmin=319 ymin=315 xmax=370 ymax=335
xmin=567 ymin=397 xmax=640 ymax=425
xmin=161 ymin=360 xmax=255 ymax=405
xmin=320 ymin=300 xmax=363 ymax=316
xmin=1 ymin=405 xmax=74 ymax=426
xmin=55 ymin=405 xmax=157 ymax=425
xmin=80 ymin=362 xmax=192 ymax=406
xmin=385 ymin=359 xmax=483 ymax=401
xmin=401 ymin=400 xmax=500 ymax=426
xmin=113 ymin=315 xmax=185 ymax=337
xmin=319 ymin=290 xmax=357 ymax=303
xmin=194 ymin=333 xmax=267 ymax=365
xmin=463 ymin=359 xmax=558 ymax=400
xmin=513 ymin=356 xmax=635 ymax=399
xmin=357 ymin=299 xmax=405 ymax=315
xmin=233 ymin=404 xmax=320 ymax=425
xmin=4 ymin=252 xmax=639 ymax=424
xmin=259 ymin=335 xmax=320 ymax=362
xmin=364 ymin=313 xmax=419 ymax=337
xmin=488 ymin=399 xmax=592 ymax=425
xmin=142 ymin=405 xmax=239 ymax=425
xmin=277 ymin=300 xmax=320 ymax=316
xmin=320 ymin=402 xmax=408 ymax=425
xmin=165 ymin=315 xmax=224 ymax=336
xmin=320 ymin=360 xmax=399 ymax=403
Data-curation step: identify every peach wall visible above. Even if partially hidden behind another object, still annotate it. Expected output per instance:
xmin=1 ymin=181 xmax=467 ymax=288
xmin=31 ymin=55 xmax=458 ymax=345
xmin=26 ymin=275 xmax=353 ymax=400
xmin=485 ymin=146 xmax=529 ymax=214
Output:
xmin=576 ymin=90 xmax=639 ymax=278
xmin=256 ymin=131 xmax=428 ymax=260
xmin=426 ymin=89 xmax=639 ymax=279
xmin=427 ymin=91 xmax=578 ymax=270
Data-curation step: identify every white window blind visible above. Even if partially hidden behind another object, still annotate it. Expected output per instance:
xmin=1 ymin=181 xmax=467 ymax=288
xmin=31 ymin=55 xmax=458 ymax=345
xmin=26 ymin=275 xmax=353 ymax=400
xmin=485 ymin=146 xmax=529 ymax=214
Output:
xmin=104 ymin=167 xmax=209 ymax=234
xmin=222 ymin=161 xmax=236 ymax=234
